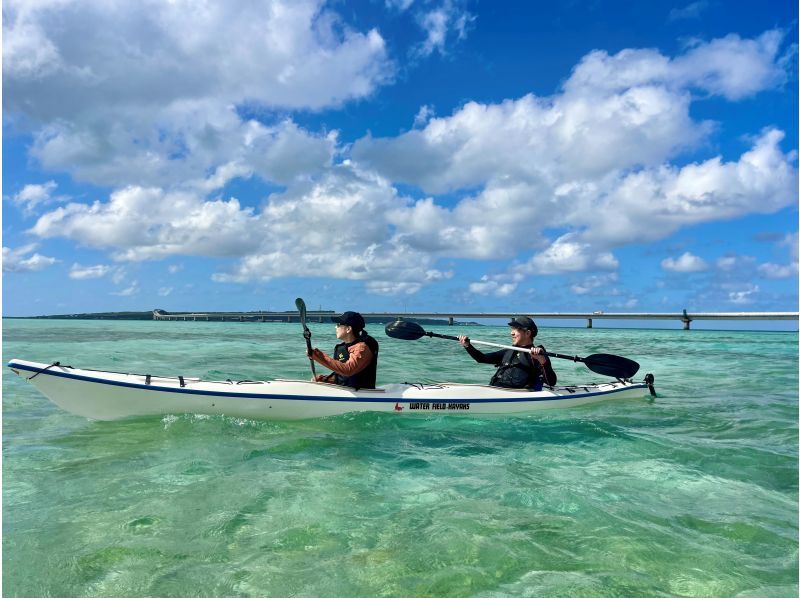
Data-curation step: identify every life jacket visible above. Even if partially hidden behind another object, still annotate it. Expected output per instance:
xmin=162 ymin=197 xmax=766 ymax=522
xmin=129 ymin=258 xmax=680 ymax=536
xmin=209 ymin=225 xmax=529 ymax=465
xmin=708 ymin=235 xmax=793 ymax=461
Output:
xmin=332 ymin=332 xmax=379 ymax=389
xmin=489 ymin=348 xmax=545 ymax=390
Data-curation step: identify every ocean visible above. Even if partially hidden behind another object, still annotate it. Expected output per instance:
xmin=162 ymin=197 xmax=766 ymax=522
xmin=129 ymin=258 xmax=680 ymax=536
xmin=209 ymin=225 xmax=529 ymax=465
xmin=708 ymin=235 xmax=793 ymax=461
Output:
xmin=3 ymin=319 xmax=798 ymax=596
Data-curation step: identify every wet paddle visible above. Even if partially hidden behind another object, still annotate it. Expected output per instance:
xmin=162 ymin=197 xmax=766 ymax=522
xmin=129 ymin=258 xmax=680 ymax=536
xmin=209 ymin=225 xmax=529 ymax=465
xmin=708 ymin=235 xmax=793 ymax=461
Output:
xmin=385 ymin=320 xmax=641 ymax=379
xmin=295 ymin=297 xmax=317 ymax=379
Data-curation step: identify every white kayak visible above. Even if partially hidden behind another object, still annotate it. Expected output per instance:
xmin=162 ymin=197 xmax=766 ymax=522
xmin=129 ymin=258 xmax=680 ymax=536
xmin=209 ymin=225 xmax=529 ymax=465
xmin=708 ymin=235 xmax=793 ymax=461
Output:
xmin=8 ymin=359 xmax=654 ymax=421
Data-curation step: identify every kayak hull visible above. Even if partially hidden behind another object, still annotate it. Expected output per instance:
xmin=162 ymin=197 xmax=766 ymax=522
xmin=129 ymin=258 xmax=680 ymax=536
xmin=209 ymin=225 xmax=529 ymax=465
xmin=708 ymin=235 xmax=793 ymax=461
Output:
xmin=8 ymin=359 xmax=651 ymax=421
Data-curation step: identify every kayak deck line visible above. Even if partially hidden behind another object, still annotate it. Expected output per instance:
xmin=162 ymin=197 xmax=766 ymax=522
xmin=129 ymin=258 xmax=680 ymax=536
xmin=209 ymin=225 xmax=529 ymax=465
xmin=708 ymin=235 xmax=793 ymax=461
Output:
xmin=8 ymin=359 xmax=654 ymax=420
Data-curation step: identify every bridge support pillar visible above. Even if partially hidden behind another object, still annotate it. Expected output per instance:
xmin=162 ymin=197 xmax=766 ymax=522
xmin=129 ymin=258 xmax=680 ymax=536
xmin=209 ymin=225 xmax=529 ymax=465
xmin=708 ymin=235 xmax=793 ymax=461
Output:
xmin=682 ymin=309 xmax=692 ymax=330
xmin=587 ymin=318 xmax=592 ymax=328
xmin=448 ymin=317 xmax=454 ymax=326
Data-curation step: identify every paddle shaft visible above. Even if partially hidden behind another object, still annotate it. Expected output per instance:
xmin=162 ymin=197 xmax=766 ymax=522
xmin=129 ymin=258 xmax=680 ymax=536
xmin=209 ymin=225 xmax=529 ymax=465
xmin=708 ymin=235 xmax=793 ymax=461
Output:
xmin=425 ymin=331 xmax=592 ymax=366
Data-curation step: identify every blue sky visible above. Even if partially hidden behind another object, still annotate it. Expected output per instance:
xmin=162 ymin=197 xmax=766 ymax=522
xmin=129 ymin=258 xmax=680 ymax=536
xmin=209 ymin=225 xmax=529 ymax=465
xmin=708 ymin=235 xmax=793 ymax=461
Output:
xmin=3 ymin=0 xmax=798 ymax=319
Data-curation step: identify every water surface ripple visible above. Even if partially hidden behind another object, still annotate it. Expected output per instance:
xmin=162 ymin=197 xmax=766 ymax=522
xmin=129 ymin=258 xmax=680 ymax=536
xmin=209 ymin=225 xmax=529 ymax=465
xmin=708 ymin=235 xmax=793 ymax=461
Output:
xmin=3 ymin=320 xmax=797 ymax=596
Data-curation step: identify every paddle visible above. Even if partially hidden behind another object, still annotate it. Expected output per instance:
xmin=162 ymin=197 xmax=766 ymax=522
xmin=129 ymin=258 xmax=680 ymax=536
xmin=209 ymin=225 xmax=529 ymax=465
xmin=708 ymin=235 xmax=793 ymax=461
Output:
xmin=295 ymin=297 xmax=317 ymax=379
xmin=385 ymin=320 xmax=641 ymax=379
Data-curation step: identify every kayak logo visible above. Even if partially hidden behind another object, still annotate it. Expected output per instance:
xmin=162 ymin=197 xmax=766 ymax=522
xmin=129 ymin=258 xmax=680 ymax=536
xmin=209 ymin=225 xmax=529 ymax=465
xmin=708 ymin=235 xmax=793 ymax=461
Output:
xmin=394 ymin=403 xmax=403 ymax=412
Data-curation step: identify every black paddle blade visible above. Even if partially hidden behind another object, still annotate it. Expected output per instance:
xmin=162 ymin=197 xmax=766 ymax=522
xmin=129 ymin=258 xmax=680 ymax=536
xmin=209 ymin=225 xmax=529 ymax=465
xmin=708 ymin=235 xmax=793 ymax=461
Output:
xmin=385 ymin=320 xmax=426 ymax=341
xmin=295 ymin=298 xmax=308 ymax=326
xmin=583 ymin=353 xmax=640 ymax=379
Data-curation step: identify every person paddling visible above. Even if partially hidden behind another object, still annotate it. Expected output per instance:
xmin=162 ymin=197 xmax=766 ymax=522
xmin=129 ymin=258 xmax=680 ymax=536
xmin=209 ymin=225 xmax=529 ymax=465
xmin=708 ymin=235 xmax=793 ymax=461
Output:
xmin=308 ymin=311 xmax=379 ymax=389
xmin=458 ymin=316 xmax=556 ymax=390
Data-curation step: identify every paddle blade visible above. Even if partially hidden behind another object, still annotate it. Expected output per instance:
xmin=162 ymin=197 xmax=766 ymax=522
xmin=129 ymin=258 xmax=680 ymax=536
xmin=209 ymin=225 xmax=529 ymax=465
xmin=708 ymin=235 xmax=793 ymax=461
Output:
xmin=583 ymin=353 xmax=640 ymax=379
xmin=385 ymin=320 xmax=426 ymax=341
xmin=295 ymin=298 xmax=308 ymax=326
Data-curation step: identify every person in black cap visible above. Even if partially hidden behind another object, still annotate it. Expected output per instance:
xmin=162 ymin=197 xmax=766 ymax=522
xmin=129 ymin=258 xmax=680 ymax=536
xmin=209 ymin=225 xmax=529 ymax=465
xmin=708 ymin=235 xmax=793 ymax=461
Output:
xmin=308 ymin=311 xmax=380 ymax=389
xmin=457 ymin=316 xmax=556 ymax=390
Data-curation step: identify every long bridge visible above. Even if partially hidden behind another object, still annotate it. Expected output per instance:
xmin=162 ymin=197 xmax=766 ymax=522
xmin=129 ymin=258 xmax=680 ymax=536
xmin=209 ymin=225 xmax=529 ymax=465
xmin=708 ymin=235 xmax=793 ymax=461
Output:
xmin=152 ymin=309 xmax=798 ymax=330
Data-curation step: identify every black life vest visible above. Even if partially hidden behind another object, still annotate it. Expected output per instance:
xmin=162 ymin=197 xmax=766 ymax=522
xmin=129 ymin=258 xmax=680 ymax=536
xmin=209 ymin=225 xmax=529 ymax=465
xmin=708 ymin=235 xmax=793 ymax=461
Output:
xmin=489 ymin=348 xmax=545 ymax=390
xmin=332 ymin=332 xmax=379 ymax=389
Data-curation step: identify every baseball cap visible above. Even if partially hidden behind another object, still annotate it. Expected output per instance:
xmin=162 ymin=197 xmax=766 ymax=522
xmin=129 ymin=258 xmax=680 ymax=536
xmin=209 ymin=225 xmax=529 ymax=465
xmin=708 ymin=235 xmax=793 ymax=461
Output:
xmin=332 ymin=311 xmax=365 ymax=331
xmin=508 ymin=316 xmax=538 ymax=336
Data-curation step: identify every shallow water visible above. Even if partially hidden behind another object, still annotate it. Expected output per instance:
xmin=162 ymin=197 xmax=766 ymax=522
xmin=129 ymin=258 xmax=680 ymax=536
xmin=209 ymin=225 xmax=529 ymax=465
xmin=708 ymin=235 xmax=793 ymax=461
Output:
xmin=3 ymin=319 xmax=798 ymax=596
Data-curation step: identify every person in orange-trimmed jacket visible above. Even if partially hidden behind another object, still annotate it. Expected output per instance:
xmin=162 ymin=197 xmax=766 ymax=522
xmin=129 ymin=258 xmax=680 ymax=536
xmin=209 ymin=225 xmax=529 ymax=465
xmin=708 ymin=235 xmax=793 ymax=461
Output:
xmin=308 ymin=311 xmax=379 ymax=389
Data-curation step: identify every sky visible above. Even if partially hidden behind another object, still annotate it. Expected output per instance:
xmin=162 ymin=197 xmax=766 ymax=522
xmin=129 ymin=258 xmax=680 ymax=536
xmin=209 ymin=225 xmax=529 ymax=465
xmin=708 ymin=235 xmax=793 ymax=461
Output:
xmin=3 ymin=0 xmax=798 ymax=320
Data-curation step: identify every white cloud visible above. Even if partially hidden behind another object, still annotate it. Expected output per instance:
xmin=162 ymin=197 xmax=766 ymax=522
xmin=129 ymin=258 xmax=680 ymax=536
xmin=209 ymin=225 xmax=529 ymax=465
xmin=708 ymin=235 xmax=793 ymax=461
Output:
xmin=15 ymin=24 xmax=797 ymax=296
xmin=661 ymin=252 xmax=708 ymax=273
xmin=413 ymin=104 xmax=435 ymax=128
xmin=668 ymin=1 xmax=709 ymax=22
xmin=9 ymin=181 xmax=62 ymax=213
xmin=25 ymin=165 xmax=445 ymax=295
xmin=728 ymin=284 xmax=759 ymax=304
xmin=2 ymin=243 xmax=58 ymax=273
xmin=69 ymin=263 xmax=113 ymax=280
xmin=5 ymin=0 xmax=390 ymax=115
xmin=582 ymin=129 xmax=796 ymax=246
xmin=31 ymin=186 xmax=262 ymax=261
xmin=571 ymin=273 xmax=619 ymax=295
xmin=353 ymin=32 xmax=795 ymax=266
xmin=613 ymin=298 xmax=640 ymax=309
xmin=565 ymin=30 xmax=786 ymax=101
xmin=521 ymin=234 xmax=619 ymax=275
xmin=673 ymin=31 xmax=786 ymax=100
xmin=158 ymin=287 xmax=173 ymax=297
xmin=757 ymin=232 xmax=799 ymax=278
xmin=5 ymin=0 xmax=389 ymax=188
xmin=716 ymin=255 xmax=739 ymax=271
xmin=757 ymin=262 xmax=797 ymax=279
xmin=413 ymin=1 xmax=474 ymax=58
xmin=111 ymin=282 xmax=140 ymax=297
xmin=468 ymin=272 xmax=522 ymax=297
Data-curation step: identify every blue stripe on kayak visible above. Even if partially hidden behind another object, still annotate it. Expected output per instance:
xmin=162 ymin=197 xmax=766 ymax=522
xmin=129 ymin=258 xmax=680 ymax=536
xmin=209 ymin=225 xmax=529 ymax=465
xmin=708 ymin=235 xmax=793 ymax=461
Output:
xmin=7 ymin=361 xmax=645 ymax=404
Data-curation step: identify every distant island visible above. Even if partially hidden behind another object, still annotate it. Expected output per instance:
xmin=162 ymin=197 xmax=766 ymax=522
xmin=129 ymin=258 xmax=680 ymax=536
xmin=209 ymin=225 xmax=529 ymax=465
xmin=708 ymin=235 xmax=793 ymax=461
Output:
xmin=7 ymin=311 xmax=155 ymax=320
xmin=7 ymin=310 xmax=477 ymax=326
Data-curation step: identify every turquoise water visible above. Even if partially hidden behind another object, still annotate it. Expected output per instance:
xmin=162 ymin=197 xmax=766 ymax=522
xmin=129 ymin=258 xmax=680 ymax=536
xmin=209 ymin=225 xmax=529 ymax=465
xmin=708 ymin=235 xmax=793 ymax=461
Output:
xmin=3 ymin=319 xmax=798 ymax=596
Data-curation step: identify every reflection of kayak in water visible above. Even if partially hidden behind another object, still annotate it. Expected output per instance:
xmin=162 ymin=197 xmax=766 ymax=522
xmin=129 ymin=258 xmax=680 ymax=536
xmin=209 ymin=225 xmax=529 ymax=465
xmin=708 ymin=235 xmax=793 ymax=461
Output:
xmin=8 ymin=359 xmax=655 ymax=421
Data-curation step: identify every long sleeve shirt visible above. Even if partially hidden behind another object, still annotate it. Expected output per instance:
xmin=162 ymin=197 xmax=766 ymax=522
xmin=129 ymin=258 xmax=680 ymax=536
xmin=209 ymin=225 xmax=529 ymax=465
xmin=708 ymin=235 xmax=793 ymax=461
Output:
xmin=465 ymin=343 xmax=557 ymax=386
xmin=311 ymin=343 xmax=374 ymax=381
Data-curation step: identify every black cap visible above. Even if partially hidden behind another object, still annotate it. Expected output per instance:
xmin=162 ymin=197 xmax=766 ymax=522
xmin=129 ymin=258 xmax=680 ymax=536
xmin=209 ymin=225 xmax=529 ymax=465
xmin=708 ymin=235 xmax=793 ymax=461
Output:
xmin=332 ymin=311 xmax=365 ymax=331
xmin=508 ymin=316 xmax=537 ymax=336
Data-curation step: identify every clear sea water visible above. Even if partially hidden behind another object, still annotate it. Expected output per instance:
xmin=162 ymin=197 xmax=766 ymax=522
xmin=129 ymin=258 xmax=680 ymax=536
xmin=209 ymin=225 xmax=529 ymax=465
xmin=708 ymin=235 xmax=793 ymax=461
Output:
xmin=3 ymin=319 xmax=798 ymax=597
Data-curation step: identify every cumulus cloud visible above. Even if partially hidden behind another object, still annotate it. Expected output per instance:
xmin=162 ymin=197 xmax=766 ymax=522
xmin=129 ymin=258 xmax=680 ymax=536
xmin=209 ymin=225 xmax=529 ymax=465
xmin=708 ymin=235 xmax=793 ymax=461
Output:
xmin=581 ymin=129 xmax=797 ymax=246
xmin=2 ymin=243 xmax=58 ymax=272
xmin=520 ymin=234 xmax=619 ymax=275
xmin=9 ymin=181 xmax=63 ymax=213
xmin=661 ymin=251 xmax=709 ymax=272
xmin=468 ymin=272 xmax=523 ymax=297
xmin=5 ymin=0 xmax=390 ymax=115
xmin=565 ymin=30 xmax=786 ymax=101
xmin=5 ymin=0 xmax=389 ymax=188
xmin=31 ymin=186 xmax=262 ymax=261
xmin=15 ymin=23 xmax=797 ymax=296
xmin=353 ymin=31 xmax=794 ymax=271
